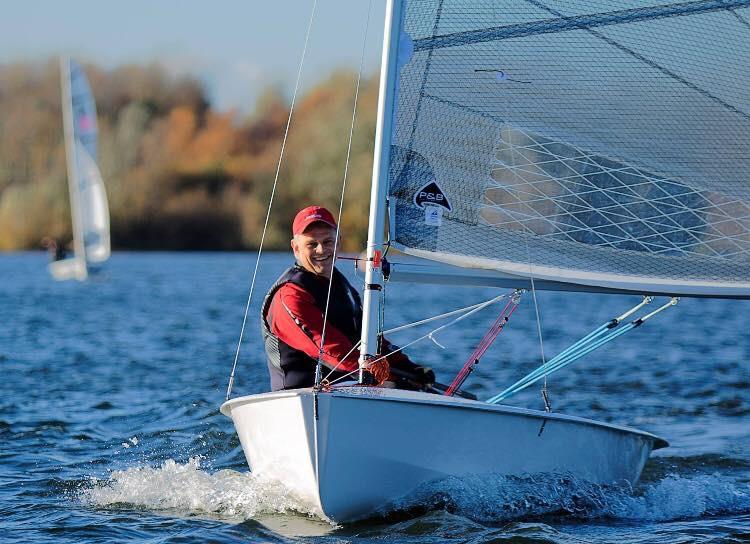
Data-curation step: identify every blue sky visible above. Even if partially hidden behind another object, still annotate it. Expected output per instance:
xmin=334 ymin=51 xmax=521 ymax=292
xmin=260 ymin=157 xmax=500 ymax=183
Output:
xmin=0 ymin=0 xmax=388 ymax=111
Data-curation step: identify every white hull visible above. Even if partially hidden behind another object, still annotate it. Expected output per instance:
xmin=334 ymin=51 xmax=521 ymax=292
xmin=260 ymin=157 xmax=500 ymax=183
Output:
xmin=221 ymin=387 xmax=667 ymax=522
xmin=49 ymin=257 xmax=87 ymax=281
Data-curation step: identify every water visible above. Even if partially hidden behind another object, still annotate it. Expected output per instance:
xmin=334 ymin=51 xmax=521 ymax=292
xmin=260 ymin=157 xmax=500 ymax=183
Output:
xmin=2 ymin=251 xmax=748 ymax=543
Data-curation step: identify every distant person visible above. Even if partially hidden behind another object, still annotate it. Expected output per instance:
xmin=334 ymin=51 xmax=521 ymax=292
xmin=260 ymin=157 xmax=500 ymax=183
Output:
xmin=261 ymin=205 xmax=435 ymax=391
xmin=41 ymin=237 xmax=67 ymax=262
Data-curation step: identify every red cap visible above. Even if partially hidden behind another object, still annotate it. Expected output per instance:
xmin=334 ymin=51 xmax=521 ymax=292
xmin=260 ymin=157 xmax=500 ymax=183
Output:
xmin=292 ymin=206 xmax=337 ymax=235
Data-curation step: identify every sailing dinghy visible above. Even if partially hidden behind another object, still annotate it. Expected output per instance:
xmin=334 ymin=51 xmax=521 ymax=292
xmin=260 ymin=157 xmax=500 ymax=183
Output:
xmin=222 ymin=0 xmax=750 ymax=522
xmin=50 ymin=57 xmax=110 ymax=281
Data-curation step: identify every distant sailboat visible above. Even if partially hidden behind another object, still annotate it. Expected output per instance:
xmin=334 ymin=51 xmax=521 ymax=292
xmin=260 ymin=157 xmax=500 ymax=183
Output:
xmin=49 ymin=57 xmax=110 ymax=281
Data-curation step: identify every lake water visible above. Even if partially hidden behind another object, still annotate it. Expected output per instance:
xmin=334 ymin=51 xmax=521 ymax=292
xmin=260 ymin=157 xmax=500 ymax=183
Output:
xmin=2 ymin=251 xmax=749 ymax=543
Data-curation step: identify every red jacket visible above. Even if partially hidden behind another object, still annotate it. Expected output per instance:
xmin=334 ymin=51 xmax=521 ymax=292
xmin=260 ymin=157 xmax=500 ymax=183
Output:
xmin=268 ymin=282 xmax=417 ymax=380
xmin=268 ymin=282 xmax=360 ymax=376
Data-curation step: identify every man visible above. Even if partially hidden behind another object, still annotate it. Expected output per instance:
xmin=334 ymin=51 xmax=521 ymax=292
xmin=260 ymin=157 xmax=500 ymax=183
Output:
xmin=41 ymin=237 xmax=67 ymax=262
xmin=261 ymin=205 xmax=435 ymax=391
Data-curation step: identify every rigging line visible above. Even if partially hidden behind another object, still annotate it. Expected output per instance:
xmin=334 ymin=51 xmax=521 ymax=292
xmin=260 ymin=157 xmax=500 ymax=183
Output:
xmin=225 ymin=0 xmax=319 ymax=401
xmin=383 ymin=293 xmax=510 ymax=334
xmin=338 ymin=242 xmax=392 ymax=263
xmin=445 ymin=292 xmax=522 ymax=397
xmin=325 ymin=292 xmax=513 ymax=386
xmin=325 ymin=366 xmax=362 ymax=386
xmin=322 ymin=293 xmax=508 ymax=382
xmin=316 ymin=0 xmax=375 ymax=388
xmin=516 ymin=126 xmax=549 ymax=410
xmin=531 ymin=296 xmax=652 ymax=372
xmin=489 ymin=297 xmax=678 ymax=402
xmin=363 ymin=293 xmax=512 ymax=365
xmin=493 ymin=321 xmax=629 ymax=400
xmin=323 ymin=293 xmax=509 ymax=383
xmin=510 ymin=326 xmax=612 ymax=388
xmin=321 ymin=339 xmax=362 ymax=383
xmin=494 ymin=325 xmax=637 ymax=401
xmin=524 ymin=234 xmax=549 ymax=411
xmin=501 ymin=325 xmax=634 ymax=398
xmin=378 ymin=263 xmax=387 ymax=356
xmin=523 ymin=0 xmax=750 ymax=122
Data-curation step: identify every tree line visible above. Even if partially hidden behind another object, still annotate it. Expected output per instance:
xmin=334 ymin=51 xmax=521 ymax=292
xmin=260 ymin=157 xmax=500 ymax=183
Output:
xmin=0 ymin=60 xmax=379 ymax=251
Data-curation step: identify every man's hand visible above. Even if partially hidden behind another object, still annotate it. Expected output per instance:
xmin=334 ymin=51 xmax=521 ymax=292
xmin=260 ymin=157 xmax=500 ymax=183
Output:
xmin=386 ymin=365 xmax=436 ymax=390
xmin=412 ymin=366 xmax=435 ymax=387
xmin=366 ymin=358 xmax=390 ymax=385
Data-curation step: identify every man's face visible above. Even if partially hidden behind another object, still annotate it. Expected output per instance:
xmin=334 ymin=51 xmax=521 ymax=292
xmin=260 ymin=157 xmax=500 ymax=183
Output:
xmin=291 ymin=223 xmax=337 ymax=278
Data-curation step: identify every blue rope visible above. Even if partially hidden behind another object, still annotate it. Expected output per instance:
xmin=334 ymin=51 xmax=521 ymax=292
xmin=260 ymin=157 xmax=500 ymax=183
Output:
xmin=486 ymin=323 xmax=609 ymax=402
xmin=487 ymin=297 xmax=676 ymax=404
xmin=540 ymin=322 xmax=611 ymax=368
xmin=487 ymin=321 xmax=635 ymax=404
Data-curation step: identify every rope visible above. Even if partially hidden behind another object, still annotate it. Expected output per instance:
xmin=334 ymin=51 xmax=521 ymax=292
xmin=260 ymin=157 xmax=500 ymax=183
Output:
xmin=316 ymin=0 xmax=374 ymax=388
xmin=322 ymin=293 xmax=509 ymax=383
xmin=324 ymin=292 xmax=514 ymax=386
xmin=524 ymin=225 xmax=549 ymax=410
xmin=445 ymin=290 xmax=522 ymax=396
xmin=225 ymin=0 xmax=318 ymax=400
xmin=529 ymin=265 xmax=549 ymax=410
xmin=384 ymin=294 xmax=510 ymax=334
xmin=487 ymin=297 xmax=678 ymax=404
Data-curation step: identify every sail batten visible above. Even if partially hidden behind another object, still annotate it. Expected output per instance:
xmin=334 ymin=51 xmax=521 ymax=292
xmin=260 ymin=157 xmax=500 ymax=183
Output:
xmin=388 ymin=0 xmax=750 ymax=298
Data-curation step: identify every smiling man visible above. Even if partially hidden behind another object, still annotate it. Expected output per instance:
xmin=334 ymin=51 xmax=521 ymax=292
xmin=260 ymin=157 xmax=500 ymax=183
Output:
xmin=261 ymin=205 xmax=435 ymax=391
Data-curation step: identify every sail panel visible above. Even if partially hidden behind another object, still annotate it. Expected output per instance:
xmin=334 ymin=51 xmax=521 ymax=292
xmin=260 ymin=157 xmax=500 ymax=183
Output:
xmin=69 ymin=59 xmax=98 ymax=161
xmin=76 ymin=143 xmax=110 ymax=263
xmin=388 ymin=0 xmax=750 ymax=297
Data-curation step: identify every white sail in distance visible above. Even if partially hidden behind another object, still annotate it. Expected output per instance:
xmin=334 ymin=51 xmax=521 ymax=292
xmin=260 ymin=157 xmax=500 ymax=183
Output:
xmin=386 ymin=0 xmax=750 ymax=298
xmin=53 ymin=57 xmax=110 ymax=280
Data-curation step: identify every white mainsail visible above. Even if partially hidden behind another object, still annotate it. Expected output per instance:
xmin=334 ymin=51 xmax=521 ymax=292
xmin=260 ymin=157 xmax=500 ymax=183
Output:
xmin=385 ymin=0 xmax=750 ymax=298
xmin=51 ymin=57 xmax=110 ymax=281
xmin=76 ymin=141 xmax=110 ymax=263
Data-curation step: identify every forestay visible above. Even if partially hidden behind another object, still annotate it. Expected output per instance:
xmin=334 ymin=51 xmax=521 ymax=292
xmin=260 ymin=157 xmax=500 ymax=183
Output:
xmin=386 ymin=0 xmax=750 ymax=298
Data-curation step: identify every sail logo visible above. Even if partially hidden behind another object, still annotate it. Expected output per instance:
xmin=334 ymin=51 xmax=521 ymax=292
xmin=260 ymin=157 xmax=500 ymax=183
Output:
xmin=413 ymin=180 xmax=452 ymax=211
xmin=78 ymin=115 xmax=93 ymax=131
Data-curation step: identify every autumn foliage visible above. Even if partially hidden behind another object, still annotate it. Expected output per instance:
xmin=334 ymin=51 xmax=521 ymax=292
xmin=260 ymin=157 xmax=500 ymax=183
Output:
xmin=0 ymin=60 xmax=378 ymax=251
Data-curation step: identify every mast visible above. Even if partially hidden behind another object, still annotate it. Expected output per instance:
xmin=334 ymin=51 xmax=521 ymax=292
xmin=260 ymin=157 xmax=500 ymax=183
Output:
xmin=358 ymin=0 xmax=404 ymax=379
xmin=60 ymin=56 xmax=88 ymax=280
